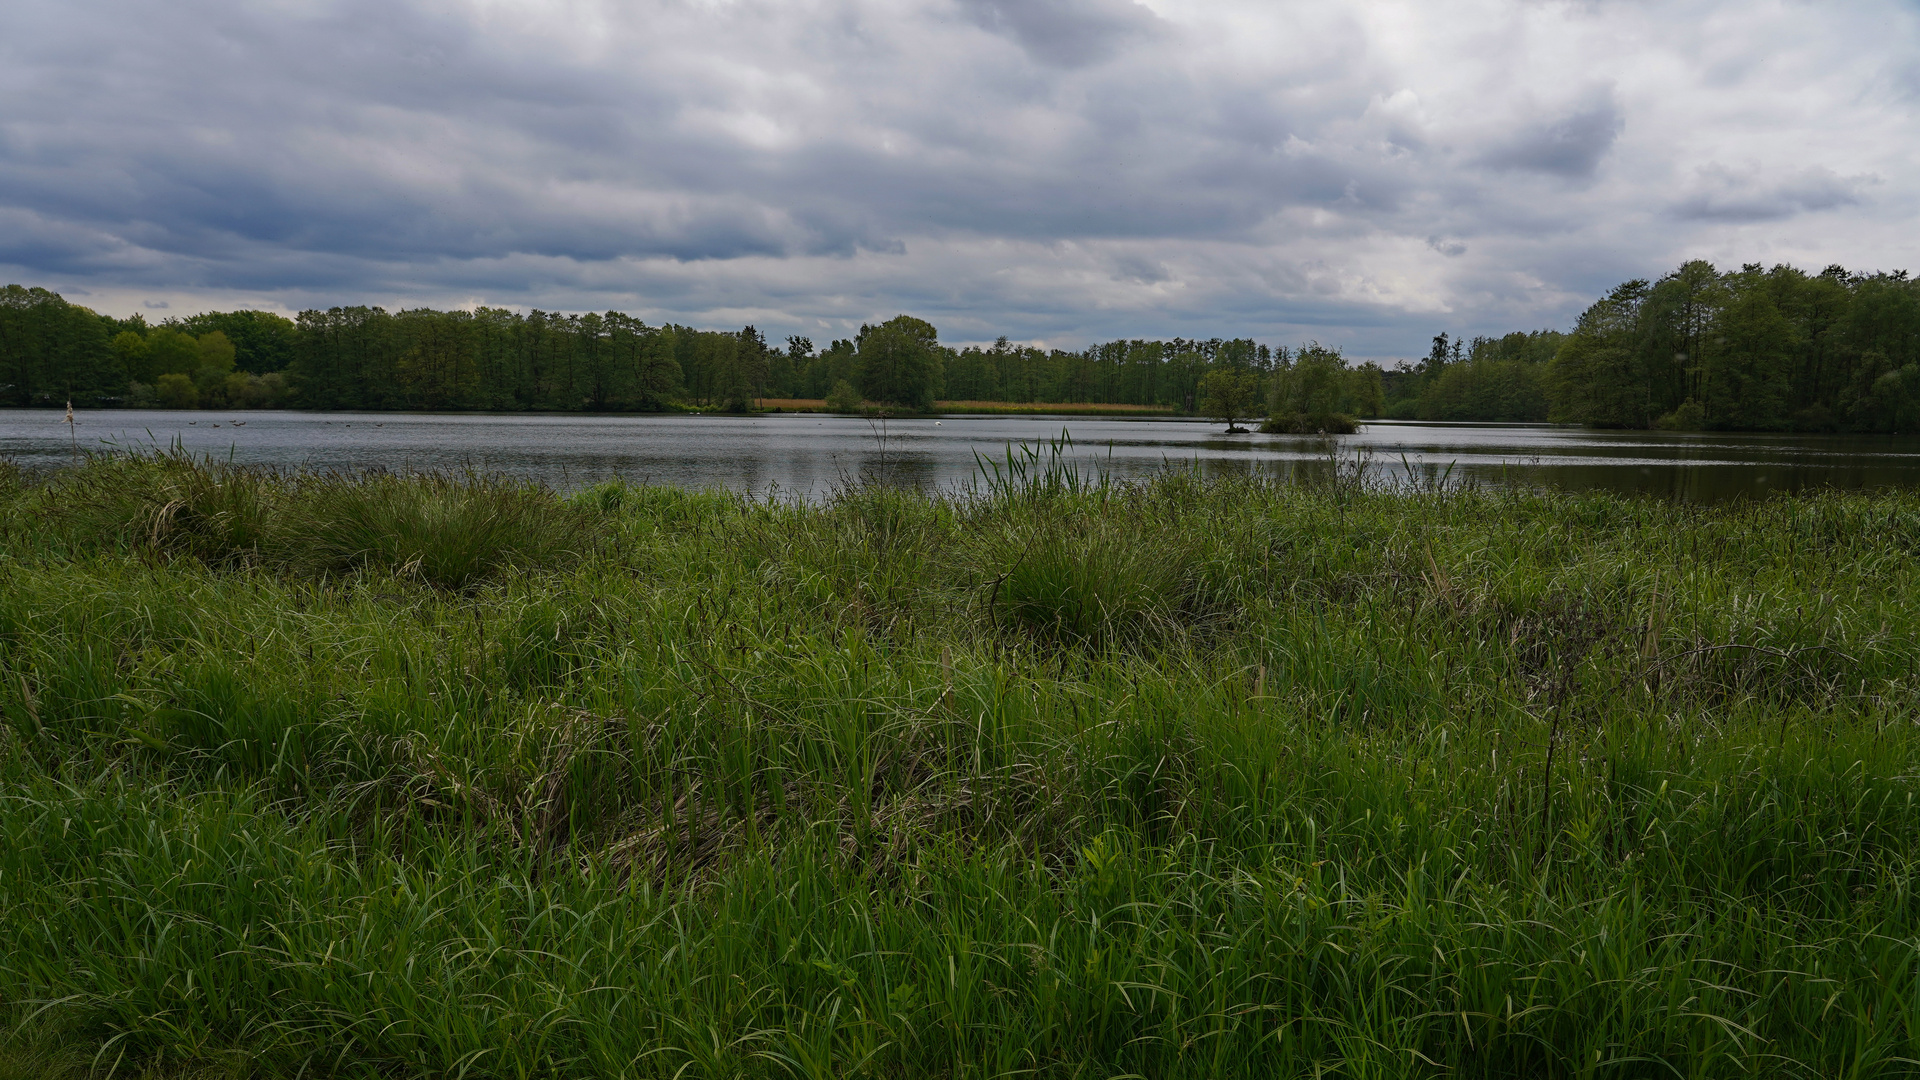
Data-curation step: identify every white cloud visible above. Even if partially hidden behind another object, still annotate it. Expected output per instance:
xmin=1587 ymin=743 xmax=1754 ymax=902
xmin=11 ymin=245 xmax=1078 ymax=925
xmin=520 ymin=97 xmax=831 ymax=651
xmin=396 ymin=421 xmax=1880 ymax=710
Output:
xmin=0 ymin=0 xmax=1915 ymax=357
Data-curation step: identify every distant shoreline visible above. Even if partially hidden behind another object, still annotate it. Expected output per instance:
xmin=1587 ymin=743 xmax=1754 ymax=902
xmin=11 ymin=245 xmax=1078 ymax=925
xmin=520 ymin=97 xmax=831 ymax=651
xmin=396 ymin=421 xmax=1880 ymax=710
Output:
xmin=759 ymin=398 xmax=1181 ymax=417
xmin=17 ymin=400 xmax=1195 ymax=419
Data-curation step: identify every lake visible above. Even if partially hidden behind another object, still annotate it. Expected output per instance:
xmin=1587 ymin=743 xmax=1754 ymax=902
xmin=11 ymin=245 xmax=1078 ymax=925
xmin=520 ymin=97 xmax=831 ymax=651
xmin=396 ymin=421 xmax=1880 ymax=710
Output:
xmin=6 ymin=408 xmax=1920 ymax=502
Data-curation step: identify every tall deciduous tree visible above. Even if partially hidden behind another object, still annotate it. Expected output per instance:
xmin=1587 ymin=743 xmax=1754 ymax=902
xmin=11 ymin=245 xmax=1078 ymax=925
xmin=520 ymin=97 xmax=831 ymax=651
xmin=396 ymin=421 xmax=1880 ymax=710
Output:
xmin=1547 ymin=280 xmax=1654 ymax=428
xmin=1269 ymin=343 xmax=1379 ymax=419
xmin=1198 ymin=368 xmax=1263 ymax=431
xmin=856 ymin=315 xmax=942 ymax=409
xmin=178 ymin=310 xmax=298 ymax=373
xmin=0 ymin=285 xmax=121 ymax=406
xmin=1704 ymin=267 xmax=1795 ymax=430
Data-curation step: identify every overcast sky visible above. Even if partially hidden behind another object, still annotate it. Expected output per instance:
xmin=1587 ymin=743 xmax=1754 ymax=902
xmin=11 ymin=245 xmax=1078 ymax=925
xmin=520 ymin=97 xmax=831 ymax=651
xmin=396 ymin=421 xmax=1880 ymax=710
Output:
xmin=3 ymin=0 xmax=1915 ymax=357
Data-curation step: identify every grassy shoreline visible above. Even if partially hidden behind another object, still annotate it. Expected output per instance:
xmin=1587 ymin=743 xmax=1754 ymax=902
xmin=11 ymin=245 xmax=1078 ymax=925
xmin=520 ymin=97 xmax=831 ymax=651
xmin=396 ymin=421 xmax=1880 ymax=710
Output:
xmin=2 ymin=452 xmax=1918 ymax=1077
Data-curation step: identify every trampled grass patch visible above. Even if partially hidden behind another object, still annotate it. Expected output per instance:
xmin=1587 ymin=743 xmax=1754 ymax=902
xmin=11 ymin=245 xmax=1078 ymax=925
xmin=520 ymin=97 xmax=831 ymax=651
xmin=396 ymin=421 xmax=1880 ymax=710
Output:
xmin=1 ymin=452 xmax=1919 ymax=1077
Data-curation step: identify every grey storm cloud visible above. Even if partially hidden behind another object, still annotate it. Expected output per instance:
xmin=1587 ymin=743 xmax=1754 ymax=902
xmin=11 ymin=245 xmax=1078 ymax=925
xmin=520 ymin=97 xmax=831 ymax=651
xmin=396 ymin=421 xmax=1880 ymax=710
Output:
xmin=1 ymin=0 xmax=1916 ymax=356
xmin=1672 ymin=165 xmax=1873 ymax=223
xmin=955 ymin=0 xmax=1163 ymax=67
xmin=1479 ymin=96 xmax=1624 ymax=179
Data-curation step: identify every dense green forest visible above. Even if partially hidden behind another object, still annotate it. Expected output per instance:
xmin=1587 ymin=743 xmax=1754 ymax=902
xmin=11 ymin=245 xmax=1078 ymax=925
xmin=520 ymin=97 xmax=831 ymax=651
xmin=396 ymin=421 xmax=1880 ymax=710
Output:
xmin=0 ymin=286 xmax=1328 ymax=415
xmin=1382 ymin=329 xmax=1565 ymax=422
xmin=1385 ymin=262 xmax=1920 ymax=432
xmin=3 ymin=260 xmax=1916 ymax=428
xmin=1548 ymin=262 xmax=1920 ymax=431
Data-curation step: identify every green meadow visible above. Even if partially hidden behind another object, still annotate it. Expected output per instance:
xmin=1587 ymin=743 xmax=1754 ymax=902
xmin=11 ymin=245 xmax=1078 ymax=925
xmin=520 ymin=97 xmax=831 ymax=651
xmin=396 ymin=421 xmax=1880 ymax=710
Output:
xmin=2 ymin=448 xmax=1918 ymax=1077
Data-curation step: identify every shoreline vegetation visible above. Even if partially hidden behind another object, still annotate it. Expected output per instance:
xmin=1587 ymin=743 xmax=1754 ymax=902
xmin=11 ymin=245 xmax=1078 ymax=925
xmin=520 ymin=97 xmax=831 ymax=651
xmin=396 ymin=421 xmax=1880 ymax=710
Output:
xmin=5 ymin=258 xmax=1916 ymax=432
xmin=4 ymin=447 xmax=1920 ymax=1075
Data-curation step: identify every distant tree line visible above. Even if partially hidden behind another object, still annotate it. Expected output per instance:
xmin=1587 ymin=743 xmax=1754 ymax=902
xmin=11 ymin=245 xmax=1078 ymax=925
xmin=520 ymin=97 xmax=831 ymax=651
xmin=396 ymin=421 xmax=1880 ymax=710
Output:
xmin=1545 ymin=262 xmax=1920 ymax=431
xmin=1385 ymin=262 xmax=1920 ymax=432
xmin=1382 ymin=330 xmax=1565 ymax=423
xmin=3 ymin=260 xmax=1914 ymax=430
xmin=0 ymin=287 xmax=1363 ymax=415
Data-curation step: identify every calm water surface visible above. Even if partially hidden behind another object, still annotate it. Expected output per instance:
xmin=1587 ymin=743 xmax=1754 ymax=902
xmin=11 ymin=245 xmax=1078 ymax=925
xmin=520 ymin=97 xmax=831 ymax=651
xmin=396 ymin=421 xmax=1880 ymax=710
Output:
xmin=6 ymin=408 xmax=1920 ymax=502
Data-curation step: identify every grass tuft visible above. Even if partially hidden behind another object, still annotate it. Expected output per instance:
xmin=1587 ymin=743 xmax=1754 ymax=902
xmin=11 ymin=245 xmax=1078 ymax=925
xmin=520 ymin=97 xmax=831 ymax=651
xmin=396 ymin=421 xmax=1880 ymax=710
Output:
xmin=44 ymin=450 xmax=278 ymax=565
xmin=278 ymin=470 xmax=593 ymax=588
xmin=992 ymin=516 xmax=1205 ymax=649
xmin=25 ymin=450 xmax=591 ymax=587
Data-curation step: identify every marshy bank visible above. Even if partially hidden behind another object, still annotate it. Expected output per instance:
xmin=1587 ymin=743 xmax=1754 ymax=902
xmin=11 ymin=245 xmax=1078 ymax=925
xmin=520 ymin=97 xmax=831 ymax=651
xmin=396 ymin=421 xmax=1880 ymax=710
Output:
xmin=2 ymin=451 xmax=1919 ymax=1077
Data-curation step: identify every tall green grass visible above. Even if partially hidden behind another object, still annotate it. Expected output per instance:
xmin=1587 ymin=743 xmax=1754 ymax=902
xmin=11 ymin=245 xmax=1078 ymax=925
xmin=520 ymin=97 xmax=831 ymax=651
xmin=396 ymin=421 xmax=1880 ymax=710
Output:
xmin=16 ymin=450 xmax=591 ymax=586
xmin=1 ymin=450 xmax=1919 ymax=1076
